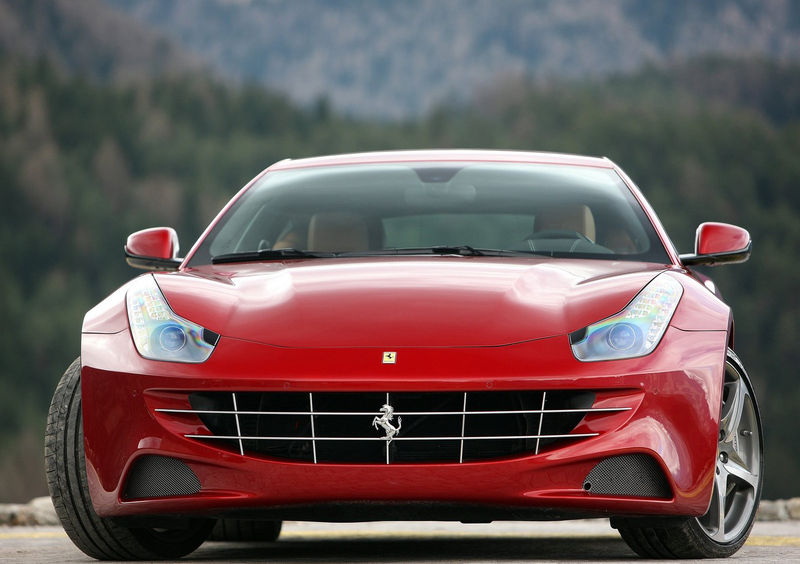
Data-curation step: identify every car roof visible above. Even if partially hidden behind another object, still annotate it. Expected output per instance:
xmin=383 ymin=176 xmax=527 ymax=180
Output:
xmin=267 ymin=149 xmax=614 ymax=171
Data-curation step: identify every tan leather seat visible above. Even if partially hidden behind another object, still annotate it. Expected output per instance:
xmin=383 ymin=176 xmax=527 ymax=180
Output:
xmin=307 ymin=212 xmax=369 ymax=252
xmin=535 ymin=204 xmax=596 ymax=242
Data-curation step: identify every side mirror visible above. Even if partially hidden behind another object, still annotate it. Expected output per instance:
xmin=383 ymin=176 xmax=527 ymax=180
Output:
xmin=124 ymin=227 xmax=183 ymax=271
xmin=680 ymin=222 xmax=752 ymax=267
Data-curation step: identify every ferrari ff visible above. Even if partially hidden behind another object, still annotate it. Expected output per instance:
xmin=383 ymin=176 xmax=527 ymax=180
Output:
xmin=46 ymin=150 xmax=761 ymax=559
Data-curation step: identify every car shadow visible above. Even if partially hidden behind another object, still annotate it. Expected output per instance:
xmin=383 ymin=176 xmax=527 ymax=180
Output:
xmin=194 ymin=536 xmax=637 ymax=562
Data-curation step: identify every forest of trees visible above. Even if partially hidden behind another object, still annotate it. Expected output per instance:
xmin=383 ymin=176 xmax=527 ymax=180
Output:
xmin=1 ymin=54 xmax=798 ymax=501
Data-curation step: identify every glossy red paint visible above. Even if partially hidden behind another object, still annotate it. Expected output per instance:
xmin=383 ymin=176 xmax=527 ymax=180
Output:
xmin=695 ymin=222 xmax=751 ymax=256
xmin=125 ymin=227 xmax=179 ymax=260
xmin=669 ymin=272 xmax=731 ymax=331
xmin=81 ymin=319 xmax=725 ymax=520
xmin=79 ymin=150 xmax=742 ymax=525
xmin=161 ymin=259 xmax=666 ymax=348
xmin=82 ymin=282 xmax=130 ymax=333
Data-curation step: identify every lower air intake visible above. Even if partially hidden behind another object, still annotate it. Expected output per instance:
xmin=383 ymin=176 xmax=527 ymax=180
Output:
xmin=582 ymin=454 xmax=671 ymax=498
xmin=123 ymin=455 xmax=201 ymax=499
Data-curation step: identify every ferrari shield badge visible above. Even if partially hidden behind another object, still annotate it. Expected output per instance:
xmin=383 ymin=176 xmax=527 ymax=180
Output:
xmin=382 ymin=351 xmax=397 ymax=364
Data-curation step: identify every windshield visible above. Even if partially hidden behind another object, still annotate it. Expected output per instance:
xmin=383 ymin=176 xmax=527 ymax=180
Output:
xmin=187 ymin=162 xmax=669 ymax=266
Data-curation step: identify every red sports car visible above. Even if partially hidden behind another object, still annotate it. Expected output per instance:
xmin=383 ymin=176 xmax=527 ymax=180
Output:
xmin=46 ymin=150 xmax=761 ymax=559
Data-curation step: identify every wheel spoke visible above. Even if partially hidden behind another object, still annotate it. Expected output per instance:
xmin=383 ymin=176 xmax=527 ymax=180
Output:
xmin=720 ymin=377 xmax=744 ymax=441
xmin=711 ymin=462 xmax=729 ymax=541
xmin=725 ymin=458 xmax=759 ymax=489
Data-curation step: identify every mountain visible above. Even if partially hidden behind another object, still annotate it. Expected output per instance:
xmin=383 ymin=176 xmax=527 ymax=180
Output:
xmin=0 ymin=0 xmax=200 ymax=82
xmin=102 ymin=0 xmax=800 ymax=117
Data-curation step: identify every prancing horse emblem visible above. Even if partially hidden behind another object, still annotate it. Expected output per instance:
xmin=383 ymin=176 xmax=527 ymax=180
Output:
xmin=372 ymin=404 xmax=402 ymax=442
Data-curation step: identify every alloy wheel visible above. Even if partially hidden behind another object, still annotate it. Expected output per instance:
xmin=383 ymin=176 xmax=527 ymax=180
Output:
xmin=696 ymin=359 xmax=762 ymax=542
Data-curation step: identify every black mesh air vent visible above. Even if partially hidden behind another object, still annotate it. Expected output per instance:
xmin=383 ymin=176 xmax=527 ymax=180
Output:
xmin=582 ymin=454 xmax=671 ymax=498
xmin=123 ymin=455 xmax=201 ymax=499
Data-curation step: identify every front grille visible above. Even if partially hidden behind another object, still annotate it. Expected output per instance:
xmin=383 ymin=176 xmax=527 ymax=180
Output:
xmin=157 ymin=391 xmax=629 ymax=464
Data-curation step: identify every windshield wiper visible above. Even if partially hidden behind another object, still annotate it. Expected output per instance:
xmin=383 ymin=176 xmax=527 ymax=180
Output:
xmin=333 ymin=246 xmax=485 ymax=256
xmin=384 ymin=246 xmax=489 ymax=256
xmin=212 ymin=246 xmax=558 ymax=263
xmin=212 ymin=248 xmax=333 ymax=264
xmin=337 ymin=246 xmax=528 ymax=257
xmin=388 ymin=247 xmax=560 ymax=258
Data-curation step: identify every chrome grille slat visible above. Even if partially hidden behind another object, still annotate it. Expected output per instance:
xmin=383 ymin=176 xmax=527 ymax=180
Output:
xmin=535 ymin=391 xmax=547 ymax=455
xmin=308 ymin=392 xmax=317 ymax=464
xmin=231 ymin=392 xmax=244 ymax=456
xmin=385 ymin=393 xmax=390 ymax=465
xmin=459 ymin=392 xmax=467 ymax=464
xmin=185 ymin=433 xmax=600 ymax=441
xmin=155 ymin=407 xmax=630 ymax=416
xmin=166 ymin=390 xmax=626 ymax=464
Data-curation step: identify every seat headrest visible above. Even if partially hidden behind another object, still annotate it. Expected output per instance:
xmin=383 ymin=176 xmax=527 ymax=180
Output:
xmin=535 ymin=204 xmax=596 ymax=242
xmin=307 ymin=212 xmax=369 ymax=252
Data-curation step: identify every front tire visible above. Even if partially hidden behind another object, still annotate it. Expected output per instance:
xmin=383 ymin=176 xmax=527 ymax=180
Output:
xmin=45 ymin=358 xmax=215 ymax=560
xmin=616 ymin=350 xmax=763 ymax=558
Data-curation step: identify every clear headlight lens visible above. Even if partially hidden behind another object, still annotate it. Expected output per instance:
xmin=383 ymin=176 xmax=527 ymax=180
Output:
xmin=126 ymin=275 xmax=218 ymax=363
xmin=570 ymin=273 xmax=683 ymax=362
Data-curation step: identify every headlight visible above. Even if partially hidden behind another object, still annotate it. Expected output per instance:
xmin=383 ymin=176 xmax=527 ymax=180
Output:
xmin=570 ymin=273 xmax=683 ymax=362
xmin=126 ymin=275 xmax=218 ymax=363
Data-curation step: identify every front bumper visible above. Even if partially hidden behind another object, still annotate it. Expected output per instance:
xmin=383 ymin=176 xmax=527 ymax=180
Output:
xmin=81 ymin=326 xmax=726 ymax=521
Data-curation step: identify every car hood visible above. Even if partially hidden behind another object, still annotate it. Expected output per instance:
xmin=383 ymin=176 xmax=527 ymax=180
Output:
xmin=156 ymin=258 xmax=667 ymax=348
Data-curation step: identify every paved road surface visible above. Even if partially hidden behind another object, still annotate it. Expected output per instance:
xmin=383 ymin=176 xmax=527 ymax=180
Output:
xmin=3 ymin=519 xmax=800 ymax=563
